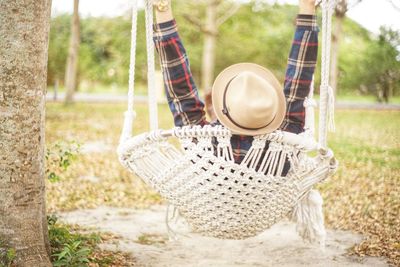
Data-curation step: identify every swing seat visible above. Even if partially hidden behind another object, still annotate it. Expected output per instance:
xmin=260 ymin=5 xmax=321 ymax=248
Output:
xmin=118 ymin=125 xmax=337 ymax=239
xmin=118 ymin=0 xmax=338 ymax=241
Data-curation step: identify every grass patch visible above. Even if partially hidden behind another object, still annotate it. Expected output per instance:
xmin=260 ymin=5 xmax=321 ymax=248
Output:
xmin=0 ymin=240 xmax=16 ymax=267
xmin=48 ymin=215 xmax=134 ymax=266
xmin=47 ymin=83 xmax=148 ymax=95
xmin=335 ymin=93 xmax=400 ymax=104
xmin=46 ymin=102 xmax=400 ymax=265
xmin=136 ymin=233 xmax=168 ymax=246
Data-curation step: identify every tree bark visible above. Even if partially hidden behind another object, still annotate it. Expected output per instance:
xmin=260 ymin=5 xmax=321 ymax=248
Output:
xmin=202 ymin=0 xmax=219 ymax=120
xmin=0 ymin=0 xmax=52 ymax=266
xmin=64 ymin=0 xmax=80 ymax=105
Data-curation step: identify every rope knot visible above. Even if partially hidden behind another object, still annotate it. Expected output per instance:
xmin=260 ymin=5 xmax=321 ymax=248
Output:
xmin=303 ymin=97 xmax=317 ymax=108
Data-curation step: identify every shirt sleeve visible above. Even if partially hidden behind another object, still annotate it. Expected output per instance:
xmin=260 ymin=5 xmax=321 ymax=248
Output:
xmin=280 ymin=14 xmax=319 ymax=134
xmin=153 ymin=19 xmax=207 ymax=127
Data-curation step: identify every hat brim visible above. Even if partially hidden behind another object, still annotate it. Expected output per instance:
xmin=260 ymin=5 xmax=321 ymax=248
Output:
xmin=212 ymin=63 xmax=286 ymax=136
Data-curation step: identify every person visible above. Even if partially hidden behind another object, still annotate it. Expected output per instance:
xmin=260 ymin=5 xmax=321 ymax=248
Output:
xmin=153 ymin=0 xmax=318 ymax=167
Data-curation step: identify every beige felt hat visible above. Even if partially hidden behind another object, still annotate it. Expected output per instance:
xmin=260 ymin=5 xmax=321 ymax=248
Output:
xmin=212 ymin=63 xmax=286 ymax=136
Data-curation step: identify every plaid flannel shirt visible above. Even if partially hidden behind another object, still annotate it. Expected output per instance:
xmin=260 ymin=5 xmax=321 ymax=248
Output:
xmin=154 ymin=15 xmax=318 ymax=164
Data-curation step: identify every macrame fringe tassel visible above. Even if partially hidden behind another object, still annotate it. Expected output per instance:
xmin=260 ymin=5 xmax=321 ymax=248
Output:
xmin=291 ymin=190 xmax=326 ymax=247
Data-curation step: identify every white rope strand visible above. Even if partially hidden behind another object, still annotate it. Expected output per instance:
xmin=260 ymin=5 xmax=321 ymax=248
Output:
xmin=127 ymin=0 xmax=138 ymax=117
xmin=326 ymin=1 xmax=336 ymax=133
xmin=327 ymin=85 xmax=336 ymax=132
xmin=119 ymin=0 xmax=138 ymax=143
xmin=145 ymin=0 xmax=159 ymax=130
xmin=318 ymin=0 xmax=336 ymax=147
xmin=319 ymin=0 xmax=329 ymax=147
xmin=303 ymin=76 xmax=317 ymax=137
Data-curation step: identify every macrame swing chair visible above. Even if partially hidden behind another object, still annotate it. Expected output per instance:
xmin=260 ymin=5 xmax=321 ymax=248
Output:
xmin=118 ymin=0 xmax=338 ymax=243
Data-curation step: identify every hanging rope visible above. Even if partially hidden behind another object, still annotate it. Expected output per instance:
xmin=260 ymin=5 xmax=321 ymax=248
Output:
xmin=121 ymin=0 xmax=158 ymax=144
xmin=144 ymin=0 xmax=159 ymax=131
xmin=319 ymin=0 xmax=336 ymax=148
xmin=120 ymin=0 xmax=138 ymax=143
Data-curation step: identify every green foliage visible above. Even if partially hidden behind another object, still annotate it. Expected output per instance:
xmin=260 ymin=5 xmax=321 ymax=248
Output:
xmin=359 ymin=27 xmax=400 ymax=102
xmin=48 ymin=14 xmax=71 ymax=85
xmin=1 ymin=216 xmax=99 ymax=267
xmin=52 ymin=241 xmax=90 ymax=267
xmin=78 ymin=15 xmax=138 ymax=87
xmin=334 ymin=17 xmax=371 ymax=93
xmin=48 ymin=215 xmax=109 ymax=267
xmin=337 ymin=21 xmax=400 ymax=100
xmin=46 ymin=156 xmax=128 ymax=266
xmin=48 ymin=1 xmax=400 ymax=100
xmin=46 ymin=141 xmax=80 ymax=182
xmin=0 ymin=241 xmax=16 ymax=267
xmin=48 ymin=12 xmax=148 ymax=92
xmin=216 ymin=3 xmax=297 ymax=82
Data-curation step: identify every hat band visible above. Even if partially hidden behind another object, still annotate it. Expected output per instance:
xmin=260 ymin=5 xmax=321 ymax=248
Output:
xmin=222 ymin=76 xmax=276 ymax=131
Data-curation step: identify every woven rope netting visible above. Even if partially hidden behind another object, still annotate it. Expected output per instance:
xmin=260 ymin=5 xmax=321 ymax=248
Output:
xmin=118 ymin=0 xmax=338 ymax=241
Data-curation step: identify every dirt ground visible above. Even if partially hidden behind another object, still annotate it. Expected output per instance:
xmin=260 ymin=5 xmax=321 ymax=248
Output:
xmin=60 ymin=205 xmax=390 ymax=267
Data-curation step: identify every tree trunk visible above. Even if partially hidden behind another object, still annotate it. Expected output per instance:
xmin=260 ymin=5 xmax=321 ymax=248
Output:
xmin=388 ymin=78 xmax=393 ymax=103
xmin=202 ymin=0 xmax=219 ymax=120
xmin=330 ymin=0 xmax=347 ymax=98
xmin=64 ymin=0 xmax=80 ymax=105
xmin=0 ymin=0 xmax=52 ymax=266
xmin=382 ymin=72 xmax=392 ymax=103
xmin=54 ymin=78 xmax=59 ymax=101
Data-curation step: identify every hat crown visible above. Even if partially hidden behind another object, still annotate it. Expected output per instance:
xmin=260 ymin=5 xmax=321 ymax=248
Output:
xmin=212 ymin=62 xmax=286 ymax=136
xmin=225 ymin=71 xmax=279 ymax=129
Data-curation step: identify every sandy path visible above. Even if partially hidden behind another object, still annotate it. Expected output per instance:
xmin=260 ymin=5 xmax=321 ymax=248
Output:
xmin=60 ymin=206 xmax=388 ymax=267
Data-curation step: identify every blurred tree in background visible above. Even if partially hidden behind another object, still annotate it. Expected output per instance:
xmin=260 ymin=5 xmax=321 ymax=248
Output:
xmin=47 ymin=0 xmax=400 ymax=102
xmin=175 ymin=0 xmax=240 ymax=119
xmin=64 ymin=0 xmax=80 ymax=104
xmin=48 ymin=14 xmax=69 ymax=85
xmin=361 ymin=27 xmax=400 ymax=102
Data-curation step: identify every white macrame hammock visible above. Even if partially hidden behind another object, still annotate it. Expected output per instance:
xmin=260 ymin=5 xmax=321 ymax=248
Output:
xmin=118 ymin=0 xmax=338 ymax=243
